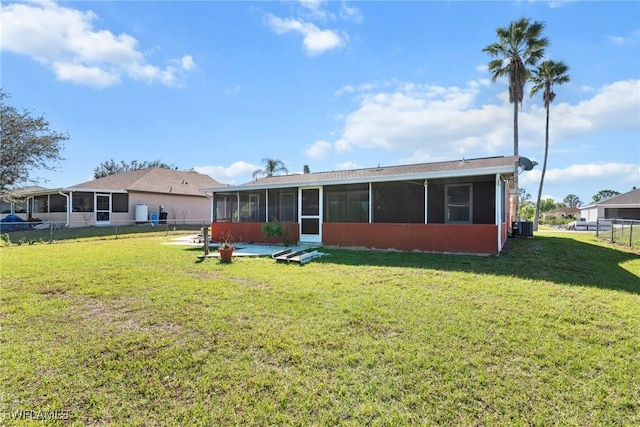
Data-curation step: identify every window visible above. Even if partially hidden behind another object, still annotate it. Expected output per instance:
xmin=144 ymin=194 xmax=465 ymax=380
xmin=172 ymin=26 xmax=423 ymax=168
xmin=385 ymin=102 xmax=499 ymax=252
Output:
xmin=446 ymin=184 xmax=472 ymax=223
xmin=49 ymin=194 xmax=67 ymax=213
xmin=112 ymin=193 xmax=128 ymax=213
xmin=237 ymin=193 xmax=265 ymax=222
xmin=1 ymin=201 xmax=11 ymax=214
xmin=34 ymin=195 xmax=49 ymax=213
xmin=267 ymin=189 xmax=297 ymax=222
xmin=214 ymin=194 xmax=236 ymax=222
xmin=72 ymin=192 xmax=94 ymax=213
xmin=324 ymin=184 xmax=369 ymax=223
xmin=372 ymin=181 xmax=425 ymax=223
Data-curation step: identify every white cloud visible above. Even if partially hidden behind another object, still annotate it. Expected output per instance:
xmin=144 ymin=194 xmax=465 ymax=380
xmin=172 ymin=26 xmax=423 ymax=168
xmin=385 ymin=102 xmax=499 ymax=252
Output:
xmin=0 ymin=0 xmax=195 ymax=88
xmin=267 ymin=14 xmax=347 ymax=56
xmin=518 ymin=79 xmax=640 ymax=149
xmin=520 ymin=162 xmax=640 ymax=201
xmin=194 ymin=161 xmax=258 ymax=185
xmin=336 ymin=161 xmax=359 ymax=170
xmin=335 ymin=79 xmax=511 ymax=159
xmin=607 ymin=30 xmax=639 ymax=46
xmin=305 ymin=140 xmax=332 ymax=160
xmin=180 ymin=55 xmax=196 ymax=71
xmin=298 ymin=0 xmax=328 ymax=20
xmin=51 ymin=62 xmax=120 ymax=88
xmin=226 ymin=85 xmax=243 ymax=95
xmin=341 ymin=3 xmax=363 ymax=23
xmin=325 ymin=78 xmax=639 ymax=167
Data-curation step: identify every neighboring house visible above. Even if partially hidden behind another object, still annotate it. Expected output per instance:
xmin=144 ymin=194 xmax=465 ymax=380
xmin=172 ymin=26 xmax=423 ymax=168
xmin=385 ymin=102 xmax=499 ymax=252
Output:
xmin=0 ymin=186 xmax=47 ymax=217
xmin=3 ymin=169 xmax=225 ymax=227
xmin=543 ymin=207 xmax=580 ymax=220
xmin=580 ymin=188 xmax=640 ymax=222
xmin=201 ymin=156 xmax=526 ymax=255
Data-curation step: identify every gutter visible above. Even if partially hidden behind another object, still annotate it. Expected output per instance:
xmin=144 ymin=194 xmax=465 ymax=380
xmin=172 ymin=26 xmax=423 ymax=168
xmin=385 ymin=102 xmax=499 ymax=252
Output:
xmin=59 ymin=191 xmax=70 ymax=227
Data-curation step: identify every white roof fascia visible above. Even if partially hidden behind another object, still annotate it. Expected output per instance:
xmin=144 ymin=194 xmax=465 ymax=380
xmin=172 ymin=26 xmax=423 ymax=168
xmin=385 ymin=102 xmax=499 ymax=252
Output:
xmin=200 ymin=165 xmax=516 ymax=194
xmin=66 ymin=188 xmax=128 ymax=194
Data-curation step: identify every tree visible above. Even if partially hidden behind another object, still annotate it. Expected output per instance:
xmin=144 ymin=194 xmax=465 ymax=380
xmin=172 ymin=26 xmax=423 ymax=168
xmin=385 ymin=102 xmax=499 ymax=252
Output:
xmin=592 ymin=189 xmax=620 ymax=203
xmin=93 ymin=159 xmax=177 ymax=179
xmin=519 ymin=190 xmax=535 ymax=220
xmin=303 ymin=164 xmax=311 ymax=174
xmin=529 ymin=60 xmax=570 ymax=231
xmin=483 ymin=18 xmax=548 ymax=216
xmin=252 ymin=158 xmax=288 ymax=178
xmin=540 ymin=198 xmax=560 ymax=213
xmin=563 ymin=194 xmax=582 ymax=208
xmin=0 ymin=91 xmax=67 ymax=196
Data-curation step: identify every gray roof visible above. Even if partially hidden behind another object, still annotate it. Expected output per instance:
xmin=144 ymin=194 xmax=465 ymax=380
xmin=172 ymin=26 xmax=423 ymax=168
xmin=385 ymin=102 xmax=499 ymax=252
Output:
xmin=596 ymin=188 xmax=640 ymax=206
xmin=70 ymin=168 xmax=225 ymax=197
xmin=205 ymin=156 xmax=519 ymax=192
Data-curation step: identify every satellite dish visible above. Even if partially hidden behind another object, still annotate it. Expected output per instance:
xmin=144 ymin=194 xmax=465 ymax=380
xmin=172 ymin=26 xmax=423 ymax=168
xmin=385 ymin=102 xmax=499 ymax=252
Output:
xmin=518 ymin=157 xmax=536 ymax=171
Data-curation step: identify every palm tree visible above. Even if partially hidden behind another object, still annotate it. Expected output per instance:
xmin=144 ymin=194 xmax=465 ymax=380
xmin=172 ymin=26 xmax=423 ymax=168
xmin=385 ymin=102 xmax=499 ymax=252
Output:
xmin=529 ymin=60 xmax=570 ymax=231
xmin=483 ymin=17 xmax=548 ymax=218
xmin=252 ymin=158 xmax=289 ymax=178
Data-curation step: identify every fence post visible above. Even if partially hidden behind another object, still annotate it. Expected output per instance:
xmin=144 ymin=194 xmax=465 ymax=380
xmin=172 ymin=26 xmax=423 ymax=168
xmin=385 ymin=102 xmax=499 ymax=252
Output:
xmin=611 ymin=219 xmax=615 ymax=243
xmin=50 ymin=222 xmax=54 ymax=244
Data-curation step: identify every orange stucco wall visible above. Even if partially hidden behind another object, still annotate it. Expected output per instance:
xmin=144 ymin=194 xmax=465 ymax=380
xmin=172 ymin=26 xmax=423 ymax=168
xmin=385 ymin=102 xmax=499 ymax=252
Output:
xmin=323 ymin=223 xmax=499 ymax=254
xmin=212 ymin=221 xmax=500 ymax=254
xmin=210 ymin=222 xmax=299 ymax=245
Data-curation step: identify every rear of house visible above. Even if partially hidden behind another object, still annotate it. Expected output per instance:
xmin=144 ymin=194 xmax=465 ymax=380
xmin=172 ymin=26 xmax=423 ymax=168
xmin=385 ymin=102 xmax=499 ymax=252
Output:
xmin=202 ymin=156 xmax=525 ymax=255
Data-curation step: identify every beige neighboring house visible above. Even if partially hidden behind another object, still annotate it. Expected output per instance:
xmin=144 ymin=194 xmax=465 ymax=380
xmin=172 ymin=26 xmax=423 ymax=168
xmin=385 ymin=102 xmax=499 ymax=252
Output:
xmin=4 ymin=169 xmax=226 ymax=228
xmin=580 ymin=188 xmax=640 ymax=222
xmin=543 ymin=207 xmax=580 ymax=220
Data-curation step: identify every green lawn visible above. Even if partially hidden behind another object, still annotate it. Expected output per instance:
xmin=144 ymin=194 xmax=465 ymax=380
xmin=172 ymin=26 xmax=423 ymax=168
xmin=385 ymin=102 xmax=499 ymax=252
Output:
xmin=1 ymin=232 xmax=639 ymax=425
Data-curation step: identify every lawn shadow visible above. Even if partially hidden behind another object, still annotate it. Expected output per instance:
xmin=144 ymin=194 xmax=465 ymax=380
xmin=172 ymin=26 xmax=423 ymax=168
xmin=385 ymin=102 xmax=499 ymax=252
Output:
xmin=315 ymin=235 xmax=640 ymax=295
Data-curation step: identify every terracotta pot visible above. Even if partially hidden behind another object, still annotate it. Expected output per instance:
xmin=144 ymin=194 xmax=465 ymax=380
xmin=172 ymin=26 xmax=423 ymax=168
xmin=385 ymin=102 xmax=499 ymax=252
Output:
xmin=219 ymin=247 xmax=234 ymax=263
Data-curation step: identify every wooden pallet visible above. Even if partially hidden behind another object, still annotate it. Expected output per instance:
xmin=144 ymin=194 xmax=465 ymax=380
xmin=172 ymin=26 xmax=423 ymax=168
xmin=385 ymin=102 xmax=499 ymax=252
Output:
xmin=272 ymin=248 xmax=325 ymax=265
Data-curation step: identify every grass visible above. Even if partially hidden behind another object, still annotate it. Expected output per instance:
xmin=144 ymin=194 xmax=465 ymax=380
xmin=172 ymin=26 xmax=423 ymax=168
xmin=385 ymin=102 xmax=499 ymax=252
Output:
xmin=1 ymin=232 xmax=639 ymax=425
xmin=1 ymin=223 xmax=207 ymax=246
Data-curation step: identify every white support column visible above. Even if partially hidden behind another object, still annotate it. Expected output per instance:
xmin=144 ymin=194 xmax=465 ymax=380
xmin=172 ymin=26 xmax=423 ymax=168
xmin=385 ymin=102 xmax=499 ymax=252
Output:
xmin=424 ymin=180 xmax=429 ymax=224
xmin=369 ymin=182 xmax=373 ymax=223
xmin=236 ymin=191 xmax=240 ymax=223
xmin=265 ymin=189 xmax=269 ymax=222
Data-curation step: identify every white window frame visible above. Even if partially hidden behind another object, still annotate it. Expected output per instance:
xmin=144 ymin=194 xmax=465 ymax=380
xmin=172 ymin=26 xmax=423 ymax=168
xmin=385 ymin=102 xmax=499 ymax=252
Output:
xmin=445 ymin=184 xmax=472 ymax=224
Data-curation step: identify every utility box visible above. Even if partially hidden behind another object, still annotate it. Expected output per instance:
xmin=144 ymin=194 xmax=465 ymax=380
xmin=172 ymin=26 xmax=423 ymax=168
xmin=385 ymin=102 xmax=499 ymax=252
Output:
xmin=519 ymin=221 xmax=533 ymax=237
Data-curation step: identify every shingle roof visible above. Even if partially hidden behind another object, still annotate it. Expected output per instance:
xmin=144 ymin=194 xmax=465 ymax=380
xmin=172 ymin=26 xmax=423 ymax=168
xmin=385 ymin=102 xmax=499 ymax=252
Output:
xmin=597 ymin=188 xmax=640 ymax=206
xmin=548 ymin=207 xmax=580 ymax=215
xmin=69 ymin=168 xmax=225 ymax=196
xmin=205 ymin=156 xmax=519 ymax=192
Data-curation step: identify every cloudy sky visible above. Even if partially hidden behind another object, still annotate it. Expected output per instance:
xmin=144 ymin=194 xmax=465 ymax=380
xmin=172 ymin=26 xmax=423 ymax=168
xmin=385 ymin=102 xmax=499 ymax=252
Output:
xmin=2 ymin=0 xmax=639 ymax=204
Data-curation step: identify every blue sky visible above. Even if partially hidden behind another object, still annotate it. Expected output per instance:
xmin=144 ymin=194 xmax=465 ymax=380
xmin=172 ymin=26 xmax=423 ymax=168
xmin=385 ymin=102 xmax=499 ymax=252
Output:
xmin=2 ymin=0 xmax=639 ymax=205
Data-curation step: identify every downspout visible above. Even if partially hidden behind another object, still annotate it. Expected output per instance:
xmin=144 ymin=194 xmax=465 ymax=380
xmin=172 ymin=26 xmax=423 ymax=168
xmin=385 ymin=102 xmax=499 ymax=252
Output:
xmin=495 ymin=174 xmax=502 ymax=253
xmin=59 ymin=191 xmax=70 ymax=227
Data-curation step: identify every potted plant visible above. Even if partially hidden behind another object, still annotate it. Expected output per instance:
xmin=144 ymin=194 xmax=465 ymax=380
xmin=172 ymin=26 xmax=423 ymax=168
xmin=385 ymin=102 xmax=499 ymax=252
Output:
xmin=217 ymin=230 xmax=236 ymax=263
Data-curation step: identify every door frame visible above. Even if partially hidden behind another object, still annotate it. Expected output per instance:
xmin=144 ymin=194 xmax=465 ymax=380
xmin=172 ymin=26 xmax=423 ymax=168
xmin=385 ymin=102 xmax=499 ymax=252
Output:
xmin=95 ymin=193 xmax=111 ymax=225
xmin=299 ymin=187 xmax=322 ymax=244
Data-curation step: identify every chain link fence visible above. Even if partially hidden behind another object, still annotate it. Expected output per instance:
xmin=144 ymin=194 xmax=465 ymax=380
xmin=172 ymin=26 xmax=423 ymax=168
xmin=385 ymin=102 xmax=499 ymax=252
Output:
xmin=0 ymin=219 xmax=211 ymax=245
xmin=596 ymin=218 xmax=640 ymax=249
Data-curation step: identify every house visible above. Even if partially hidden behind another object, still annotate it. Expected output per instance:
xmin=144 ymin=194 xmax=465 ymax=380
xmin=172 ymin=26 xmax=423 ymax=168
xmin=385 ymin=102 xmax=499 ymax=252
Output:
xmin=201 ymin=156 xmax=527 ymax=255
xmin=580 ymin=188 xmax=640 ymax=222
xmin=543 ymin=207 xmax=580 ymax=220
xmin=3 ymin=169 xmax=225 ymax=227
